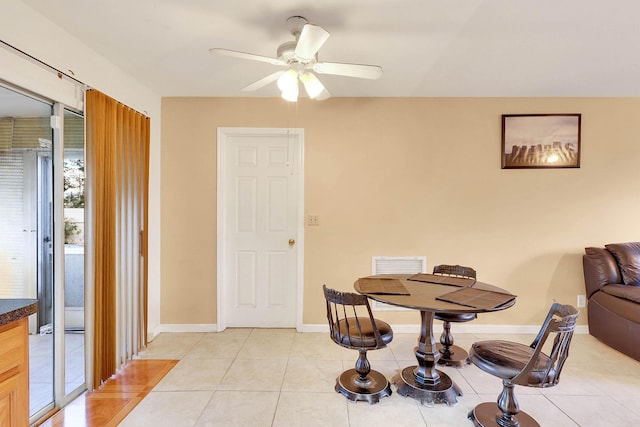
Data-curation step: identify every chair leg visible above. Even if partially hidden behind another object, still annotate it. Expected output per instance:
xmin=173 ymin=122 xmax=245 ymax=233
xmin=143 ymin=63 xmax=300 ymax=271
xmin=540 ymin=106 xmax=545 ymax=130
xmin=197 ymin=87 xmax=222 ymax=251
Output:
xmin=355 ymin=349 xmax=372 ymax=385
xmin=496 ymin=381 xmax=520 ymax=427
xmin=335 ymin=349 xmax=391 ymax=404
xmin=437 ymin=321 xmax=470 ymax=367
xmin=467 ymin=380 xmax=540 ymax=427
xmin=439 ymin=321 xmax=454 ymax=354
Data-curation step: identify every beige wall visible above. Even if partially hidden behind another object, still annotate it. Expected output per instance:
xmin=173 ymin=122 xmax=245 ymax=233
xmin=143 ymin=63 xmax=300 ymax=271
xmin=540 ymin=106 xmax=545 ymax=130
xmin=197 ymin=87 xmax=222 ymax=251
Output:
xmin=161 ymin=97 xmax=640 ymax=327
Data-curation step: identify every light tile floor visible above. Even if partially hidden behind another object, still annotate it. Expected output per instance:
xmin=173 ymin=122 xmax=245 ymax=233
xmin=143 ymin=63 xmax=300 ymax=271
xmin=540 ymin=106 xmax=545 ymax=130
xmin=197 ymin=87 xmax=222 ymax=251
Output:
xmin=120 ymin=329 xmax=640 ymax=427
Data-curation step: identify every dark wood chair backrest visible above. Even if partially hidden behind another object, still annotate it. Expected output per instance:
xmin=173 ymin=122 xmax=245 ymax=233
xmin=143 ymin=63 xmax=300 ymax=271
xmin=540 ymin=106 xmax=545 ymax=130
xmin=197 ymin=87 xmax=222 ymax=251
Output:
xmin=323 ymin=285 xmax=386 ymax=350
xmin=513 ymin=302 xmax=579 ymax=387
xmin=433 ymin=264 xmax=477 ymax=279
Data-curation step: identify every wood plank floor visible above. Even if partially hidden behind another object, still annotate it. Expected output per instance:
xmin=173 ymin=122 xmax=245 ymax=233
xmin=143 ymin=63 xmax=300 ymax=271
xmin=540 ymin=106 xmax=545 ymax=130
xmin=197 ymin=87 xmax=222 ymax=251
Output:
xmin=35 ymin=359 xmax=178 ymax=427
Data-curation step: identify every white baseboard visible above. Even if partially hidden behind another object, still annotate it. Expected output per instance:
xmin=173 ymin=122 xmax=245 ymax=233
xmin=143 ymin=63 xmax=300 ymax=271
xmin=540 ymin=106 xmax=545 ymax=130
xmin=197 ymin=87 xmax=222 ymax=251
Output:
xmin=149 ymin=323 xmax=218 ymax=340
xmin=151 ymin=323 xmax=588 ymax=339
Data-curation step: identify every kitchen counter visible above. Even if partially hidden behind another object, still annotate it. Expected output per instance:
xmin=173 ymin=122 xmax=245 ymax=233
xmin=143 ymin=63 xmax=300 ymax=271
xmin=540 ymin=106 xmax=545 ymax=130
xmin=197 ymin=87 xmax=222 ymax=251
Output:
xmin=0 ymin=298 xmax=37 ymax=427
xmin=0 ymin=299 xmax=38 ymax=327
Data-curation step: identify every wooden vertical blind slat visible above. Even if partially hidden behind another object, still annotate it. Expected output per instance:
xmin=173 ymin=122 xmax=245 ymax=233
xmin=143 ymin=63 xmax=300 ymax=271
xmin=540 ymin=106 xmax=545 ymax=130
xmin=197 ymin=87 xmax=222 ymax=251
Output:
xmin=142 ymin=117 xmax=150 ymax=346
xmin=115 ymin=102 xmax=123 ymax=365
xmin=131 ymin=113 xmax=141 ymax=358
xmin=86 ymin=89 xmax=149 ymax=389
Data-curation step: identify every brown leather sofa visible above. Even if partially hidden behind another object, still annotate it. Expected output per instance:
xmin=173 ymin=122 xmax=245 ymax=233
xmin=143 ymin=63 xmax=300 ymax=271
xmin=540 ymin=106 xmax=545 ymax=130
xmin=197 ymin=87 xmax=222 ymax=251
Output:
xmin=583 ymin=242 xmax=640 ymax=362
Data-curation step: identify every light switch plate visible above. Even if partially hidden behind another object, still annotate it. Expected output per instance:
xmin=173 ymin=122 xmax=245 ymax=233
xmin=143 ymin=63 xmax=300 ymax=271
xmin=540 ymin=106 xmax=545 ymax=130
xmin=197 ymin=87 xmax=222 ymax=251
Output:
xmin=577 ymin=294 xmax=586 ymax=308
xmin=308 ymin=214 xmax=320 ymax=226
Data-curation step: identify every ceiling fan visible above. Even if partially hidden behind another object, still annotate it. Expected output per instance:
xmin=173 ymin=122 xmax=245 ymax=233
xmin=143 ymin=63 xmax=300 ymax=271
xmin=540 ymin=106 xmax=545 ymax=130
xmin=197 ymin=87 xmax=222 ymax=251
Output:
xmin=210 ymin=16 xmax=383 ymax=101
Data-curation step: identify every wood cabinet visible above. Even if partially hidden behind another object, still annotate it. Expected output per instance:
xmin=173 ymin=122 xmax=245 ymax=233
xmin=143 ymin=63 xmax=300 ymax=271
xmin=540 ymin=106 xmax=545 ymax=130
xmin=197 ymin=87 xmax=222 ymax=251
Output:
xmin=0 ymin=317 xmax=29 ymax=427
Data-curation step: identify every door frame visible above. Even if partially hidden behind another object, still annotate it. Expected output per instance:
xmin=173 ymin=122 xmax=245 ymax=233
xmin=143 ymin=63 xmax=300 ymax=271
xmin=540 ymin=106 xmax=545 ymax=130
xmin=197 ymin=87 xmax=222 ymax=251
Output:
xmin=216 ymin=127 xmax=305 ymax=331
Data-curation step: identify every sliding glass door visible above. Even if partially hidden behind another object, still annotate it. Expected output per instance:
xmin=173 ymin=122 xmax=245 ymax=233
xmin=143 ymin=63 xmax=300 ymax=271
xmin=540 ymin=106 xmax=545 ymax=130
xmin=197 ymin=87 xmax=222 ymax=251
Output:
xmin=63 ymin=108 xmax=86 ymax=396
xmin=0 ymin=85 xmax=86 ymax=422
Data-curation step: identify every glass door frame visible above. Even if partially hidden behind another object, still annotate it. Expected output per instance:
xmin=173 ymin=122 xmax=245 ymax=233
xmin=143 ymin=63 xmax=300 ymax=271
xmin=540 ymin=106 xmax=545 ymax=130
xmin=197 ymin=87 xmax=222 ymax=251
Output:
xmin=0 ymin=83 xmax=89 ymax=423
xmin=51 ymin=102 xmax=88 ymax=410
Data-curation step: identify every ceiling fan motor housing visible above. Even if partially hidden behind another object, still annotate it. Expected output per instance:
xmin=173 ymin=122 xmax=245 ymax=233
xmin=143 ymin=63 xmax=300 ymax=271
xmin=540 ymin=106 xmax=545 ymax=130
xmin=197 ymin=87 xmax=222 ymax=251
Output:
xmin=286 ymin=16 xmax=308 ymax=38
xmin=277 ymin=41 xmax=298 ymax=63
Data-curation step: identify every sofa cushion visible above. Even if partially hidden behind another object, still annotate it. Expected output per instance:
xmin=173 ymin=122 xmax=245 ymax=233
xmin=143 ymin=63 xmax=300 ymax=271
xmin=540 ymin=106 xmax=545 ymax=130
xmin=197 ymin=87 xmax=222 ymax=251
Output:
xmin=604 ymin=242 xmax=640 ymax=285
xmin=602 ymin=284 xmax=640 ymax=304
xmin=584 ymin=247 xmax=622 ymax=295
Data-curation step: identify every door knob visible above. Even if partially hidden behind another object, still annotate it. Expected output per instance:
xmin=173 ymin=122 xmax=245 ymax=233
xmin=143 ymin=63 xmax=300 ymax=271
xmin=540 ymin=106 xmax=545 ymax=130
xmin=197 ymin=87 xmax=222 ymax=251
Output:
xmin=288 ymin=239 xmax=296 ymax=246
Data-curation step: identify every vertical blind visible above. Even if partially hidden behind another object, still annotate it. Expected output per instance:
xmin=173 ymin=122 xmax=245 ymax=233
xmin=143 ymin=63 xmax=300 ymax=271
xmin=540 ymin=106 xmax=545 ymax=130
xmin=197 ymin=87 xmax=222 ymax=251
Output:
xmin=86 ymin=89 xmax=149 ymax=388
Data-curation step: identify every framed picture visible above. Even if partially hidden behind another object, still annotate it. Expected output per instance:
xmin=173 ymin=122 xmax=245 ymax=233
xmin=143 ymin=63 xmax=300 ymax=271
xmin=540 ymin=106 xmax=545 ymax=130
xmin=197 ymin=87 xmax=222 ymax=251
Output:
xmin=501 ymin=114 xmax=581 ymax=169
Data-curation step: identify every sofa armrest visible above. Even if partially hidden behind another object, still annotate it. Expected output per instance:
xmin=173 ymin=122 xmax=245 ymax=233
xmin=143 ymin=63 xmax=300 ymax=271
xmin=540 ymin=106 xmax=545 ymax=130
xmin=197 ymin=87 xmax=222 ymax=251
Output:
xmin=583 ymin=247 xmax=622 ymax=298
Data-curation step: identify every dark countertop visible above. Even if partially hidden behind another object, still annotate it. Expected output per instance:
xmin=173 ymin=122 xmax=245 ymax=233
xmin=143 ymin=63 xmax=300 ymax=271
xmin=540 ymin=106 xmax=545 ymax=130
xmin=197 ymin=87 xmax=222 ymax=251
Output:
xmin=0 ymin=299 xmax=38 ymax=327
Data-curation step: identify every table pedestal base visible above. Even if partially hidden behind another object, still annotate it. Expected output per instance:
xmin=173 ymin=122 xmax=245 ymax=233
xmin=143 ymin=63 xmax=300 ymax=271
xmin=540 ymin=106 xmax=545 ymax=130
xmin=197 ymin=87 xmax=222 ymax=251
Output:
xmin=392 ymin=366 xmax=462 ymax=406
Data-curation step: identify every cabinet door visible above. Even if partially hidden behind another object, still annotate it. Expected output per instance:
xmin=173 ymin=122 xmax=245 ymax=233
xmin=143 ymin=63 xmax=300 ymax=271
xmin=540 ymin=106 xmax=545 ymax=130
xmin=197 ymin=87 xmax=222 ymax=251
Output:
xmin=0 ymin=320 xmax=27 ymax=376
xmin=0 ymin=319 xmax=29 ymax=427
xmin=0 ymin=374 xmax=28 ymax=427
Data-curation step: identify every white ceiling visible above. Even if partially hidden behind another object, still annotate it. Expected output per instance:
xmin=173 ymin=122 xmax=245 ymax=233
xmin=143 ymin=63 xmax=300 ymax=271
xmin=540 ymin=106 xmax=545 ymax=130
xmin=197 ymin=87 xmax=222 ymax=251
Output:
xmin=16 ymin=0 xmax=640 ymax=98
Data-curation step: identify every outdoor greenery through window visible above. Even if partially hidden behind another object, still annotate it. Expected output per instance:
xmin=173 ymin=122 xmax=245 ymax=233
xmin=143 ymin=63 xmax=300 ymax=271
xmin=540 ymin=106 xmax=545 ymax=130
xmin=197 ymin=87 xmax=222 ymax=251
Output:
xmin=63 ymin=158 xmax=84 ymax=243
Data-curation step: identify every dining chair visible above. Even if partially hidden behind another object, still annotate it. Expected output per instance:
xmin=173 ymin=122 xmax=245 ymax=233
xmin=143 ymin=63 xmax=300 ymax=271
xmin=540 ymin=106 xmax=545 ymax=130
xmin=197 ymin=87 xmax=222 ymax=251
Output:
xmin=432 ymin=264 xmax=477 ymax=366
xmin=467 ymin=302 xmax=579 ymax=427
xmin=322 ymin=284 xmax=394 ymax=404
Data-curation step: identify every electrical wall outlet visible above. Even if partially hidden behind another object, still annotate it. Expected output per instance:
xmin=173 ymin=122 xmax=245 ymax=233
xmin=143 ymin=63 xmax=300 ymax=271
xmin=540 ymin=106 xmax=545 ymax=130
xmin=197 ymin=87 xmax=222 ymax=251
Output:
xmin=307 ymin=214 xmax=320 ymax=226
xmin=577 ymin=294 xmax=586 ymax=308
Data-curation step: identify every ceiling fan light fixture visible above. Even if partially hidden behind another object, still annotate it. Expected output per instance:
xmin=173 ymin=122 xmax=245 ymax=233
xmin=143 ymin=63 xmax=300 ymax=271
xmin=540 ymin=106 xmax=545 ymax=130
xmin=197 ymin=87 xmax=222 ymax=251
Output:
xmin=300 ymin=72 xmax=324 ymax=99
xmin=315 ymin=88 xmax=331 ymax=101
xmin=277 ymin=68 xmax=298 ymax=92
xmin=281 ymin=87 xmax=298 ymax=102
xmin=278 ymin=68 xmax=300 ymax=102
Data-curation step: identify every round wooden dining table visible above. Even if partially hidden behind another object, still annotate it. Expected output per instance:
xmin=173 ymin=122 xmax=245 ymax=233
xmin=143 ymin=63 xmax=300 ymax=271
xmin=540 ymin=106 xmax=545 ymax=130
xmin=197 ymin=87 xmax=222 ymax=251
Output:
xmin=354 ymin=273 xmax=516 ymax=406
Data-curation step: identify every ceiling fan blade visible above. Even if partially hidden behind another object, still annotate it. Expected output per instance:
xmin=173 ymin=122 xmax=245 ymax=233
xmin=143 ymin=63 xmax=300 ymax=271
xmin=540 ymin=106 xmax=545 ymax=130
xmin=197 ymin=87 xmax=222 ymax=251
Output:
xmin=295 ymin=24 xmax=330 ymax=61
xmin=210 ymin=48 xmax=285 ymax=66
xmin=241 ymin=71 xmax=284 ymax=92
xmin=313 ymin=62 xmax=383 ymax=80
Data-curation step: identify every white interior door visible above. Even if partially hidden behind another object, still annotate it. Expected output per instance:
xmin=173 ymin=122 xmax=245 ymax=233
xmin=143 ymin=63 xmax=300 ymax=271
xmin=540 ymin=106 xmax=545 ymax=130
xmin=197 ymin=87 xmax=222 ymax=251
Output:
xmin=217 ymin=128 xmax=303 ymax=328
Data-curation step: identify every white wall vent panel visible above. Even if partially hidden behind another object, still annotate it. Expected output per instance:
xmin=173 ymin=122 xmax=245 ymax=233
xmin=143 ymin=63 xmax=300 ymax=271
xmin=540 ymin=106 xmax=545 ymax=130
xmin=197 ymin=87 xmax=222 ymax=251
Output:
xmin=371 ymin=256 xmax=426 ymax=311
